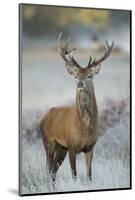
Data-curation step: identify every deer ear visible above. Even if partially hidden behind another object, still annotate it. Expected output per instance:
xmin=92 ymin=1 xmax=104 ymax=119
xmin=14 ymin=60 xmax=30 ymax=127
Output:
xmin=65 ymin=63 xmax=77 ymax=75
xmin=91 ymin=64 xmax=101 ymax=75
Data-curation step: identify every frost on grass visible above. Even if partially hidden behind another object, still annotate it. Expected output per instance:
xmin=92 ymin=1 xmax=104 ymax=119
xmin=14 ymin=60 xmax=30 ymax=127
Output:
xmin=20 ymin=98 xmax=130 ymax=194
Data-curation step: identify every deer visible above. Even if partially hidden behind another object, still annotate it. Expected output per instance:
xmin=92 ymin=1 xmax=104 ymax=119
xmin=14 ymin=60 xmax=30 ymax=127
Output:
xmin=39 ymin=33 xmax=114 ymax=183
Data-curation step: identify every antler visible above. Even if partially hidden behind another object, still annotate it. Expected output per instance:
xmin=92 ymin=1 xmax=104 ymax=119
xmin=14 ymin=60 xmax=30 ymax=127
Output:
xmin=87 ymin=40 xmax=114 ymax=68
xmin=58 ymin=32 xmax=81 ymax=69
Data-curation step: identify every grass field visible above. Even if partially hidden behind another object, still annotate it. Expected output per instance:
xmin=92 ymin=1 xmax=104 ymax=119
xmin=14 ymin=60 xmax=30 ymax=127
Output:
xmin=20 ymin=97 xmax=130 ymax=194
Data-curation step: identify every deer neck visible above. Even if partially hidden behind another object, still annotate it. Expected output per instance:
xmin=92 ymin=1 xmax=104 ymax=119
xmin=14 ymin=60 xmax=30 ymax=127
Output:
xmin=76 ymin=80 xmax=98 ymax=135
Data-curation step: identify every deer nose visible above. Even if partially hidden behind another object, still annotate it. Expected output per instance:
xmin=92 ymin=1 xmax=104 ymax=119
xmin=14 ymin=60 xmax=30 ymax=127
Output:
xmin=77 ymin=81 xmax=84 ymax=88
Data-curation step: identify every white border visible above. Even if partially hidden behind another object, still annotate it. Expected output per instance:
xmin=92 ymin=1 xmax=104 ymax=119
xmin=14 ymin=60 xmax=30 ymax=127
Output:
xmin=0 ymin=0 xmax=134 ymax=199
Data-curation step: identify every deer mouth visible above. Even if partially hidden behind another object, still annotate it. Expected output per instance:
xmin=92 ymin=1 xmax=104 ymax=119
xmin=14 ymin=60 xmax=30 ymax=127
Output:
xmin=77 ymin=86 xmax=84 ymax=91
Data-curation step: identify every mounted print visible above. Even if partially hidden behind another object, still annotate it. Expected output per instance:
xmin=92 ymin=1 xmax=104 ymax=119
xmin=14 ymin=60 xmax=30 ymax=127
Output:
xmin=19 ymin=3 xmax=131 ymax=196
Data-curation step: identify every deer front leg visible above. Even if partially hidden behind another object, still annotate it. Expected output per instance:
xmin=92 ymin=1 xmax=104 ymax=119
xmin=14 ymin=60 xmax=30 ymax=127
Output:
xmin=85 ymin=150 xmax=93 ymax=181
xmin=69 ymin=150 xmax=77 ymax=180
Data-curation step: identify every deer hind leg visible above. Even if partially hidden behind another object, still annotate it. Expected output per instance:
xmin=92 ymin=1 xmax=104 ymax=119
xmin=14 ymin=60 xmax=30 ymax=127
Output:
xmin=51 ymin=144 xmax=67 ymax=182
xmin=46 ymin=141 xmax=56 ymax=177
xmin=46 ymin=142 xmax=67 ymax=181
xmin=44 ymin=141 xmax=58 ymax=191
xmin=69 ymin=151 xmax=77 ymax=180
xmin=85 ymin=150 xmax=93 ymax=181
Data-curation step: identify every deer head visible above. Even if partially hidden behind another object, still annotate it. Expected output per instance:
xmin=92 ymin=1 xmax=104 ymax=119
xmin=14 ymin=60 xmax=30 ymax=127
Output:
xmin=58 ymin=32 xmax=114 ymax=90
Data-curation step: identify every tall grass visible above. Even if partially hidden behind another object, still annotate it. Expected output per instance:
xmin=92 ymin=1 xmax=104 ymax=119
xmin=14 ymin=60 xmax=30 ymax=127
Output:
xmin=20 ymin=97 xmax=130 ymax=194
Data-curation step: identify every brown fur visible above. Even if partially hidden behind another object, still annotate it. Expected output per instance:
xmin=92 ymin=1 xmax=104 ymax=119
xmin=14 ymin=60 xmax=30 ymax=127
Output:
xmin=39 ymin=78 xmax=98 ymax=181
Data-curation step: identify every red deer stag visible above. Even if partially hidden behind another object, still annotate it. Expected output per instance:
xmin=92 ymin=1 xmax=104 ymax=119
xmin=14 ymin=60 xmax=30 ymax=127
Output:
xmin=39 ymin=33 xmax=114 ymax=182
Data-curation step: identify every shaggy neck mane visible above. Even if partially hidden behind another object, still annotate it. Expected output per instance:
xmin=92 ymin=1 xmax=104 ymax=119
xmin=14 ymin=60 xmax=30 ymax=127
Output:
xmin=76 ymin=81 xmax=97 ymax=135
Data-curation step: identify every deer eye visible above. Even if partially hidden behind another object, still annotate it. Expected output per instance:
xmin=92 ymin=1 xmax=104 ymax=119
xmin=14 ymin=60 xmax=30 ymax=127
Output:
xmin=87 ymin=75 xmax=92 ymax=79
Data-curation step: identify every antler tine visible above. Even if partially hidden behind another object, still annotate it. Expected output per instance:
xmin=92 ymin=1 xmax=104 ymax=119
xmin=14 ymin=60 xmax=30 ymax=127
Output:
xmin=106 ymin=39 xmax=110 ymax=49
xmin=58 ymin=32 xmax=81 ymax=68
xmin=64 ymin=35 xmax=71 ymax=53
xmin=58 ymin=32 xmax=72 ymax=65
xmin=87 ymin=40 xmax=114 ymax=68
xmin=87 ymin=55 xmax=92 ymax=67
xmin=68 ymin=53 xmax=80 ymax=68
xmin=58 ymin=32 xmax=63 ymax=52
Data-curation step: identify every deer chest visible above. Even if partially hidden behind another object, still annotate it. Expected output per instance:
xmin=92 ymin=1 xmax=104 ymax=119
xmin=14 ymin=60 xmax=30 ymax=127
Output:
xmin=70 ymin=132 xmax=97 ymax=153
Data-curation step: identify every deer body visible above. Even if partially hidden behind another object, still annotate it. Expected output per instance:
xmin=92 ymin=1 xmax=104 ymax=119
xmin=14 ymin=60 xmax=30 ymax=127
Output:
xmin=39 ymin=33 xmax=114 ymax=182
xmin=40 ymin=80 xmax=97 ymax=152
